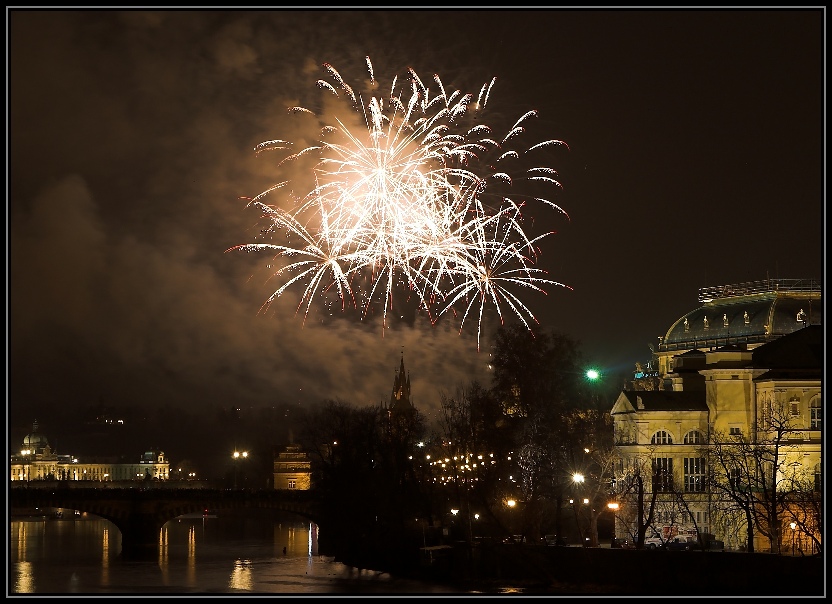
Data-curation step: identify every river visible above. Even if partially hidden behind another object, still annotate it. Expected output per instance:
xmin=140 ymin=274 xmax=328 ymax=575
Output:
xmin=9 ymin=514 xmax=468 ymax=595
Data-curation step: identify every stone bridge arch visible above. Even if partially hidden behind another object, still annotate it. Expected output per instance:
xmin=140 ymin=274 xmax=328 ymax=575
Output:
xmin=10 ymin=486 xmax=324 ymax=557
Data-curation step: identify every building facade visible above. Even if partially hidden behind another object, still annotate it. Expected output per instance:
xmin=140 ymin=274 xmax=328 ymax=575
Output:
xmin=273 ymin=443 xmax=312 ymax=490
xmin=9 ymin=421 xmax=170 ymax=483
xmin=610 ymin=279 xmax=822 ymax=553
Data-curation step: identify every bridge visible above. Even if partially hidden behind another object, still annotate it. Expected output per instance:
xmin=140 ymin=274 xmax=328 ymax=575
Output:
xmin=9 ymin=484 xmax=324 ymax=557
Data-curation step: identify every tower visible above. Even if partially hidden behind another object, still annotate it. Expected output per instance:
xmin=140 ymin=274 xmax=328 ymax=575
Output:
xmin=389 ymin=350 xmax=414 ymax=414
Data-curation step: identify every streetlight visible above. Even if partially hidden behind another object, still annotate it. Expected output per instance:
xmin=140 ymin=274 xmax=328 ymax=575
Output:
xmin=607 ymin=502 xmax=619 ymax=544
xmin=506 ymin=499 xmax=517 ymax=537
xmin=790 ymin=522 xmax=797 ymax=556
xmin=232 ymin=450 xmax=248 ymax=489
xmin=572 ymin=474 xmax=586 ymax=545
xmin=21 ymin=449 xmax=32 ymax=483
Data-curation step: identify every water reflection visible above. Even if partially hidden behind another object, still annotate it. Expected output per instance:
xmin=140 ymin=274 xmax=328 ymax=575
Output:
xmin=229 ymin=558 xmax=254 ymax=590
xmin=10 ymin=515 xmax=459 ymax=594
xmin=13 ymin=561 xmax=34 ymax=593
xmin=101 ymin=527 xmax=110 ymax=587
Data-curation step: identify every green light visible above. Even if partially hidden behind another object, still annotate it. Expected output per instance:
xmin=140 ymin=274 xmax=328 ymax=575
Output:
xmin=586 ymin=369 xmax=600 ymax=380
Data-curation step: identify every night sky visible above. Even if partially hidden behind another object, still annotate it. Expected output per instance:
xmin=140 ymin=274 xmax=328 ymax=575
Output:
xmin=8 ymin=10 xmax=824 ymax=438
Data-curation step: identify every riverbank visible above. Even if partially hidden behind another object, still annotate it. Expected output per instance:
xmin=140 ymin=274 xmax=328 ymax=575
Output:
xmin=332 ymin=541 xmax=825 ymax=596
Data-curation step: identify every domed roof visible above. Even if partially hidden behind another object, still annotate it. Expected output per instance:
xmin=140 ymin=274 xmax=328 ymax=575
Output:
xmin=660 ymin=279 xmax=821 ymax=354
xmin=22 ymin=420 xmax=48 ymax=451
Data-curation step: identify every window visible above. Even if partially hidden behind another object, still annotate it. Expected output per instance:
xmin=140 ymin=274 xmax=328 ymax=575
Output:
xmin=683 ymin=430 xmax=705 ymax=444
xmin=684 ymin=458 xmax=706 ymax=492
xmin=287 ymin=479 xmax=296 ymax=489
xmin=651 ymin=430 xmax=673 ymax=445
xmin=729 ymin=427 xmax=742 ymax=437
xmin=789 ymin=398 xmax=800 ymax=417
xmin=810 ymin=397 xmax=821 ymax=429
xmin=814 ymin=464 xmax=822 ymax=493
xmin=652 ymin=458 xmax=673 ymax=492
xmin=729 ymin=468 xmax=742 ymax=490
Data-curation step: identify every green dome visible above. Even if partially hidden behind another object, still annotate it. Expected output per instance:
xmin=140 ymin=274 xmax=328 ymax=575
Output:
xmin=660 ymin=279 xmax=821 ymax=354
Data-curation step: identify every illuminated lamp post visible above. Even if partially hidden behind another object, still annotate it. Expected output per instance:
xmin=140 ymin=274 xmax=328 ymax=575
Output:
xmin=21 ymin=449 xmax=32 ymax=483
xmin=232 ymin=450 xmax=248 ymax=489
xmin=506 ymin=499 xmax=517 ymax=537
xmin=572 ymin=473 xmax=585 ymax=545
xmin=608 ymin=502 xmax=620 ymax=544
xmin=790 ymin=522 xmax=797 ymax=556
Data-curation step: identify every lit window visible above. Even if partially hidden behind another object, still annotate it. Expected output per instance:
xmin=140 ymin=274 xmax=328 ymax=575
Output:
xmin=652 ymin=458 xmax=673 ymax=492
xmin=651 ymin=430 xmax=673 ymax=445
xmin=287 ymin=479 xmax=296 ymax=489
xmin=790 ymin=398 xmax=800 ymax=416
xmin=729 ymin=468 xmax=742 ymax=490
xmin=683 ymin=430 xmax=704 ymax=444
xmin=684 ymin=458 xmax=706 ymax=492
xmin=810 ymin=397 xmax=821 ymax=429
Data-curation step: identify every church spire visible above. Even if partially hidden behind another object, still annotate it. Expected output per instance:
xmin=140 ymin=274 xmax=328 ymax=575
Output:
xmin=389 ymin=348 xmax=413 ymax=413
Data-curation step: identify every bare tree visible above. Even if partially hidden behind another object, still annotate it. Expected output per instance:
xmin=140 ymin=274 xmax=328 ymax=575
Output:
xmin=780 ymin=462 xmax=822 ymax=555
xmin=610 ymin=456 xmax=661 ymax=549
xmin=708 ymin=396 xmax=809 ymax=554
xmin=435 ymin=382 xmax=513 ymax=540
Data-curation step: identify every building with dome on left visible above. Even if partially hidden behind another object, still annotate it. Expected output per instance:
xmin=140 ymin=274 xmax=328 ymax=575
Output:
xmin=9 ymin=420 xmax=170 ymax=483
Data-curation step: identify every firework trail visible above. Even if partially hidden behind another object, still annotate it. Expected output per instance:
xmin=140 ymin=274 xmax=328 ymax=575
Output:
xmin=228 ymin=56 xmax=572 ymax=349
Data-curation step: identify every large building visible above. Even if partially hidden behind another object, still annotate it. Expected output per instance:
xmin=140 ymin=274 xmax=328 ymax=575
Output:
xmin=610 ymin=279 xmax=822 ymax=553
xmin=9 ymin=421 xmax=170 ymax=482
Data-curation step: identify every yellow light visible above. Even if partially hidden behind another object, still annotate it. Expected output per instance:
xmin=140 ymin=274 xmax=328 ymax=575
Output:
xmin=507 ymin=499 xmax=516 ymax=508
xmin=607 ymin=502 xmax=619 ymax=510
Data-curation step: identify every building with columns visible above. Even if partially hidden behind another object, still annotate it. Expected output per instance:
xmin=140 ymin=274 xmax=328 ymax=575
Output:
xmin=610 ymin=279 xmax=822 ymax=553
xmin=9 ymin=421 xmax=170 ymax=483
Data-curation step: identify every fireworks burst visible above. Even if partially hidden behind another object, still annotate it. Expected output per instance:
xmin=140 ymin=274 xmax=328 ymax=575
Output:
xmin=228 ymin=56 xmax=572 ymax=349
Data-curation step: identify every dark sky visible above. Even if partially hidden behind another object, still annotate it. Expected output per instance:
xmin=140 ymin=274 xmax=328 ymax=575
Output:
xmin=8 ymin=9 xmax=824 ymax=433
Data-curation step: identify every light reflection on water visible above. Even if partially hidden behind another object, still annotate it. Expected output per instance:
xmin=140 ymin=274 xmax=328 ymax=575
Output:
xmin=9 ymin=516 xmax=462 ymax=594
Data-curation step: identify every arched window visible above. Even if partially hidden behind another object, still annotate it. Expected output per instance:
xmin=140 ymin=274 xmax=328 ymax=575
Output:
xmin=684 ymin=430 xmax=705 ymax=444
xmin=651 ymin=430 xmax=673 ymax=445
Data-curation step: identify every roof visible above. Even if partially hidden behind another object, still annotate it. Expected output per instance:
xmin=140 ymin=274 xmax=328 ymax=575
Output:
xmin=750 ymin=324 xmax=823 ymax=370
xmin=613 ymin=390 xmax=707 ymax=414
xmin=660 ymin=280 xmax=821 ymax=353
